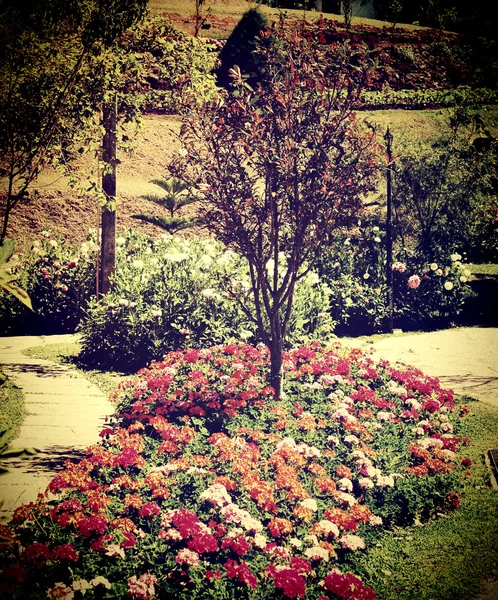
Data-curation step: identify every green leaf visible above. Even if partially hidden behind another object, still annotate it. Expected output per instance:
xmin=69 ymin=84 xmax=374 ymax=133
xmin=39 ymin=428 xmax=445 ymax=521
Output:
xmin=0 ymin=240 xmax=15 ymax=265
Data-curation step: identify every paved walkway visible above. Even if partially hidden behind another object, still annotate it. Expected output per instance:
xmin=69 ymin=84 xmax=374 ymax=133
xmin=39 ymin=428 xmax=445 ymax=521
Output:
xmin=0 ymin=335 xmax=113 ymax=521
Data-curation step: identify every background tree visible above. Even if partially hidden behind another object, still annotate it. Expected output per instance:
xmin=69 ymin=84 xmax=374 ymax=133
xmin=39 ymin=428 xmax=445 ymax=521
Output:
xmin=171 ymin=17 xmax=380 ymax=398
xmin=216 ymin=7 xmax=268 ymax=90
xmin=393 ymin=109 xmax=498 ymax=261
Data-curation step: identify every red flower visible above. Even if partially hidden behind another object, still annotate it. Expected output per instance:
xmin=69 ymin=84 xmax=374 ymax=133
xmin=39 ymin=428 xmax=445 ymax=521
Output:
xmin=221 ymin=535 xmax=250 ymax=556
xmin=51 ymin=543 xmax=79 ymax=562
xmin=323 ymin=570 xmax=376 ymax=600
xmin=77 ymin=515 xmax=108 ymax=537
xmin=224 ymin=559 xmax=258 ymax=590
xmin=273 ymin=569 xmax=307 ymax=599
xmin=20 ymin=543 xmax=50 ymax=566
xmin=138 ymin=502 xmax=161 ymax=518
xmin=188 ymin=533 xmax=219 ymax=554
xmin=3 ymin=564 xmax=28 ymax=583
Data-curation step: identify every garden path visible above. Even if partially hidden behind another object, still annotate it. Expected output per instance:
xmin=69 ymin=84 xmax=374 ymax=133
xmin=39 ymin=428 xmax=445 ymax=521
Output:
xmin=0 ymin=334 xmax=113 ymax=522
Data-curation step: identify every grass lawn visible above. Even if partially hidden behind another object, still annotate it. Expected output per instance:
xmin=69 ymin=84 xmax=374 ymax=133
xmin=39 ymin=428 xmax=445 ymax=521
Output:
xmin=18 ymin=342 xmax=498 ymax=599
xmin=0 ymin=371 xmax=25 ymax=445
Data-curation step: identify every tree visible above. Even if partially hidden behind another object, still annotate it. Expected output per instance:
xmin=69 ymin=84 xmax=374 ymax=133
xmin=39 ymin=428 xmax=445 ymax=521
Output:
xmin=132 ymin=177 xmax=202 ymax=234
xmin=393 ymin=109 xmax=498 ymax=261
xmin=171 ymin=17 xmax=380 ymax=398
xmin=216 ymin=7 xmax=268 ymax=90
xmin=0 ymin=0 xmax=147 ymax=243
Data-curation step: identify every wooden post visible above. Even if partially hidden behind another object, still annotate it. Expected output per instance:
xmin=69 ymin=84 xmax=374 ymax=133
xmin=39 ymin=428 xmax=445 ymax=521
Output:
xmin=99 ymin=96 xmax=117 ymax=297
xmin=384 ymin=126 xmax=394 ymax=333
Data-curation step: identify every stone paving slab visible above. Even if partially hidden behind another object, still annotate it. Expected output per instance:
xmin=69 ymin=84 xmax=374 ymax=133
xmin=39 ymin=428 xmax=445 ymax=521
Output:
xmin=0 ymin=334 xmax=113 ymax=520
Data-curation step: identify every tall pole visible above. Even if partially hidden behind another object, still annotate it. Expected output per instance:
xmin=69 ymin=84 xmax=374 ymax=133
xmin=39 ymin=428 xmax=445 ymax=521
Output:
xmin=99 ymin=95 xmax=117 ymax=297
xmin=385 ymin=126 xmax=394 ymax=333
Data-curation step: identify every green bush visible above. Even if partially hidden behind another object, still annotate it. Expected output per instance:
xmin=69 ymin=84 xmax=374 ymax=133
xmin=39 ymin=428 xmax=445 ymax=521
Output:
xmin=78 ymin=231 xmax=335 ymax=371
xmin=117 ymin=15 xmax=220 ymax=113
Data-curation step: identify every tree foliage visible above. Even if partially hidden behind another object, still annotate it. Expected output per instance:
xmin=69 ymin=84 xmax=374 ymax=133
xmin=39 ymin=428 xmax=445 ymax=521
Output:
xmin=171 ymin=16 xmax=380 ymax=397
xmin=393 ymin=109 xmax=498 ymax=261
xmin=0 ymin=0 xmax=147 ymax=242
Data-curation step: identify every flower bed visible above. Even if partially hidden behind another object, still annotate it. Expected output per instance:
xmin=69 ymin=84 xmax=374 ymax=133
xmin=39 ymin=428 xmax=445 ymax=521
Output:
xmin=0 ymin=343 xmax=472 ymax=599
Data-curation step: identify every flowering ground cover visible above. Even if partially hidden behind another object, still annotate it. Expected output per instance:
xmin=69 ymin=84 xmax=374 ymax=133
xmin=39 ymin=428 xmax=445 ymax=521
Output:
xmin=0 ymin=342 xmax=473 ymax=599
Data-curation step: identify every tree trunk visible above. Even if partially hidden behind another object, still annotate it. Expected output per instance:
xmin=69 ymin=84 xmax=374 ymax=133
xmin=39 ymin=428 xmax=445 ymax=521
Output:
xmin=269 ymin=333 xmax=284 ymax=400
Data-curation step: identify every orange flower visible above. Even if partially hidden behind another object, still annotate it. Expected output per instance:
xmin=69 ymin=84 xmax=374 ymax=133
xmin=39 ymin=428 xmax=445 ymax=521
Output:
xmin=336 ymin=465 xmax=353 ymax=479
xmin=268 ymin=518 xmax=293 ymax=538
xmin=308 ymin=463 xmax=326 ymax=477
xmin=315 ymin=477 xmax=337 ymax=494
xmin=293 ymin=505 xmax=314 ymax=522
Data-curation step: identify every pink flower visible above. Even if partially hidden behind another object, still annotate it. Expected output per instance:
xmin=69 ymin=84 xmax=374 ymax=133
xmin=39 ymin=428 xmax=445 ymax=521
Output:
xmin=322 ymin=570 xmax=376 ymax=600
xmin=176 ymin=548 xmax=200 ymax=567
xmin=127 ymin=573 xmax=157 ymax=599
xmin=407 ymin=275 xmax=421 ymax=289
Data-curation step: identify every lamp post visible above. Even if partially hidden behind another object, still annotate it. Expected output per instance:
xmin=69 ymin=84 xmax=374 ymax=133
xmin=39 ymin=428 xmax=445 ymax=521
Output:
xmin=384 ymin=126 xmax=394 ymax=333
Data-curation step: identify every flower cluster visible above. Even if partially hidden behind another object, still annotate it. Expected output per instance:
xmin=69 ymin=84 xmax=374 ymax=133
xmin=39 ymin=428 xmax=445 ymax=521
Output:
xmin=0 ymin=342 xmax=472 ymax=599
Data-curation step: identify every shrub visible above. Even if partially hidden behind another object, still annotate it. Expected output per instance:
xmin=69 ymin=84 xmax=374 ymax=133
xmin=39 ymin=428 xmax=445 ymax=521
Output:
xmin=117 ymin=15 xmax=220 ymax=114
xmin=78 ymin=231 xmax=335 ymax=371
xmin=0 ymin=342 xmax=472 ymax=598
xmin=0 ymin=231 xmax=98 ymax=336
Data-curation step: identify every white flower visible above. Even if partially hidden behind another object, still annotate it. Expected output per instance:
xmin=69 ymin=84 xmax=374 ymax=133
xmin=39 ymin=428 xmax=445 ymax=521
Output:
xmin=374 ymin=236 xmax=381 ymax=243
xmin=116 ymin=236 xmax=126 ymax=246
xmin=253 ymin=533 xmax=267 ymax=549
xmin=358 ymin=477 xmax=375 ymax=490
xmin=49 ymin=240 xmax=58 ymax=248
xmin=178 ymin=147 xmax=188 ymax=157
xmin=289 ymin=537 xmax=303 ymax=548
xmin=304 ymin=546 xmax=330 ymax=562
xmin=335 ymin=491 xmax=357 ymax=506
xmin=90 ymin=577 xmax=111 ymax=590
xmin=200 ymin=484 xmax=232 ymax=507
xmin=444 ymin=281 xmax=454 ymax=291
xmin=105 ymin=544 xmax=126 ymax=559
xmin=372 ymin=226 xmax=380 ymax=232
xmin=299 ymin=498 xmax=318 ymax=512
xmin=316 ymin=520 xmax=340 ymax=538
xmin=450 ymin=253 xmax=462 ymax=261
xmin=344 ymin=434 xmax=359 ymax=445
xmin=463 ymin=269 xmax=471 ymax=277
xmin=118 ymin=298 xmax=129 ymax=307
xmin=132 ymin=259 xmax=144 ymax=269
xmin=72 ymin=580 xmax=92 ymax=596
xmin=151 ymin=309 xmax=162 ymax=318
xmin=435 ymin=268 xmax=443 ymax=276
xmin=201 ymin=288 xmax=216 ymax=298
xmin=376 ymin=475 xmax=395 ymax=488
xmin=363 ymin=272 xmax=370 ymax=280
xmin=430 ymin=263 xmax=438 ymax=271
xmin=338 ymin=477 xmax=353 ymax=492
xmin=308 ymin=271 xmax=320 ymax=285
xmin=240 ymin=330 xmax=253 ymax=340
xmin=339 ymin=534 xmax=365 ymax=551
xmin=460 ymin=276 xmax=467 ymax=283
xmin=369 ymin=515 xmax=383 ymax=526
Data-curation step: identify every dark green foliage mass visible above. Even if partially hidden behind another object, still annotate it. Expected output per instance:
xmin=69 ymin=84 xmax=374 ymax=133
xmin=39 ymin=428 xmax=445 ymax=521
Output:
xmin=216 ymin=7 xmax=268 ymax=90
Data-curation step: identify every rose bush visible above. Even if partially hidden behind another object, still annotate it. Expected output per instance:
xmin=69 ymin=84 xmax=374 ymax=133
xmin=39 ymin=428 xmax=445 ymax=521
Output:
xmin=0 ymin=342 xmax=472 ymax=599
xmin=317 ymin=227 xmax=474 ymax=334
xmin=0 ymin=231 xmax=98 ymax=336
